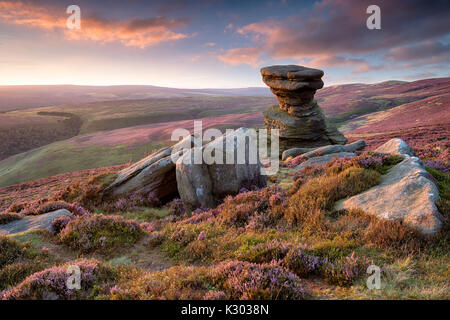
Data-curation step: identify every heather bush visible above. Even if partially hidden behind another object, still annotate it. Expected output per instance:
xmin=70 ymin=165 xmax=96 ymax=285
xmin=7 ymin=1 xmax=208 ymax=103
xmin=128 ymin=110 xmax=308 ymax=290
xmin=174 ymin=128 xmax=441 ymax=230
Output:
xmin=236 ymin=240 xmax=289 ymax=263
xmin=5 ymin=200 xmax=89 ymax=217
xmin=0 ymin=236 xmax=26 ymax=269
xmin=332 ymin=209 xmax=422 ymax=253
xmin=1 ymin=259 xmax=118 ymax=300
xmin=216 ymin=185 xmax=286 ymax=228
xmin=59 ymin=214 xmax=146 ymax=254
xmin=167 ymin=198 xmax=186 ymax=215
xmin=320 ymin=253 xmax=371 ymax=287
xmin=286 ymin=167 xmax=380 ymax=226
xmin=0 ymin=261 xmax=45 ymax=291
xmin=431 ymin=161 xmax=450 ymax=175
xmin=51 ymin=215 xmax=75 ymax=235
xmin=0 ymin=212 xmax=21 ymax=225
xmin=212 ymin=260 xmax=308 ymax=300
xmin=109 ymin=265 xmax=214 ymax=300
xmin=282 ymin=248 xmax=322 ymax=277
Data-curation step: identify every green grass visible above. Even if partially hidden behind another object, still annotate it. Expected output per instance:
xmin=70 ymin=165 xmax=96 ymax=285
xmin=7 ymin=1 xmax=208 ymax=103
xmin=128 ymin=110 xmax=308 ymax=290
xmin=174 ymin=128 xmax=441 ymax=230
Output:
xmin=328 ymin=98 xmax=417 ymax=129
xmin=0 ymin=139 xmax=166 ymax=187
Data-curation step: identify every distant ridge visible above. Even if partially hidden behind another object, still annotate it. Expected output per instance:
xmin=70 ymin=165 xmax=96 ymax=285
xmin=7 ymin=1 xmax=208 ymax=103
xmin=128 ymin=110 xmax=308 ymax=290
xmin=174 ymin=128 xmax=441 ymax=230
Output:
xmin=0 ymin=85 xmax=271 ymax=112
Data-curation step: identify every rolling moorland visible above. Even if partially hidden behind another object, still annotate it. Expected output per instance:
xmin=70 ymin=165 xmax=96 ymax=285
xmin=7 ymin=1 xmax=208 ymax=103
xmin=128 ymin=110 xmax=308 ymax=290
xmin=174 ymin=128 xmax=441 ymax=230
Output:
xmin=0 ymin=78 xmax=448 ymax=187
xmin=0 ymin=77 xmax=448 ymax=300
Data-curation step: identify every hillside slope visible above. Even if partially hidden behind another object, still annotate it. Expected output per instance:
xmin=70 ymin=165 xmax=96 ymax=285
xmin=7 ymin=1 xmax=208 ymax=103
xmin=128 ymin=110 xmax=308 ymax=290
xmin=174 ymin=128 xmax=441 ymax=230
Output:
xmin=0 ymin=112 xmax=264 ymax=187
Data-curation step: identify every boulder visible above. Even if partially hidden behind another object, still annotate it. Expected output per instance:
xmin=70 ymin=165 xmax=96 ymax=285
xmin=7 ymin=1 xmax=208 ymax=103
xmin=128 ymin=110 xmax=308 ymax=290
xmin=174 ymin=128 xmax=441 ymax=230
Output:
xmin=282 ymin=147 xmax=315 ymax=161
xmin=335 ymin=156 xmax=443 ymax=235
xmin=283 ymin=139 xmax=365 ymax=161
xmin=176 ymin=128 xmax=266 ymax=209
xmin=301 ymin=139 xmax=365 ymax=160
xmin=0 ymin=209 xmax=72 ymax=236
xmin=296 ymin=152 xmax=357 ymax=170
xmin=374 ymin=138 xmax=416 ymax=157
xmin=105 ymin=135 xmax=195 ymax=200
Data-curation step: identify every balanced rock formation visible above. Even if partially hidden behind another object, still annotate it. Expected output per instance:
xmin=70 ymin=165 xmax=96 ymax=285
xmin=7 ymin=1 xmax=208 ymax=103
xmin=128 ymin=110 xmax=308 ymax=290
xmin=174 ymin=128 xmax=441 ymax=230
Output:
xmin=0 ymin=209 xmax=72 ymax=236
xmin=176 ymin=128 xmax=266 ymax=209
xmin=261 ymin=65 xmax=346 ymax=151
xmin=335 ymin=139 xmax=443 ymax=235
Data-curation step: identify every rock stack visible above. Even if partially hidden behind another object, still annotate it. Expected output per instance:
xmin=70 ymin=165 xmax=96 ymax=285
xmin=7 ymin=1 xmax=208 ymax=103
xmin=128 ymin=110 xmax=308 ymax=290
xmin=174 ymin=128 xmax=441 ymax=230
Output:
xmin=261 ymin=65 xmax=346 ymax=151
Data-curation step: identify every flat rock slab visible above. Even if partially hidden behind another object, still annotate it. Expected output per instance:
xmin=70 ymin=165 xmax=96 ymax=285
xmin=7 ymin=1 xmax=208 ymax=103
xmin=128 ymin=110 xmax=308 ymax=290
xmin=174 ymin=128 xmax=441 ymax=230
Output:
xmin=0 ymin=209 xmax=72 ymax=236
xmin=335 ymin=157 xmax=443 ymax=235
xmin=283 ymin=139 xmax=365 ymax=161
xmin=295 ymin=152 xmax=357 ymax=170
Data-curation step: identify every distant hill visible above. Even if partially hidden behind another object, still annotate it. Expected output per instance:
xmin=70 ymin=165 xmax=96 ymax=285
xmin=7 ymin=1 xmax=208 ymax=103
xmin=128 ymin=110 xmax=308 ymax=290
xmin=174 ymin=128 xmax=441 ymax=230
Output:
xmin=317 ymin=78 xmax=450 ymax=126
xmin=0 ymin=77 xmax=448 ymax=187
xmin=0 ymin=85 xmax=271 ymax=112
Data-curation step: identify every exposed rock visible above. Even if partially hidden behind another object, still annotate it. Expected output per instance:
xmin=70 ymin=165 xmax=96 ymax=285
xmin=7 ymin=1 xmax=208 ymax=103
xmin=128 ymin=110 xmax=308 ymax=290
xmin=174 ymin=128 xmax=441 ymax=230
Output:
xmin=335 ymin=157 xmax=443 ymax=235
xmin=374 ymin=138 xmax=416 ymax=157
xmin=0 ymin=209 xmax=72 ymax=236
xmin=282 ymin=147 xmax=315 ymax=161
xmin=283 ymin=139 xmax=365 ymax=161
xmin=105 ymin=135 xmax=195 ymax=200
xmin=296 ymin=152 xmax=357 ymax=170
xmin=261 ymin=65 xmax=324 ymax=113
xmin=301 ymin=139 xmax=365 ymax=159
xmin=176 ymin=128 xmax=266 ymax=209
xmin=260 ymin=65 xmax=346 ymax=151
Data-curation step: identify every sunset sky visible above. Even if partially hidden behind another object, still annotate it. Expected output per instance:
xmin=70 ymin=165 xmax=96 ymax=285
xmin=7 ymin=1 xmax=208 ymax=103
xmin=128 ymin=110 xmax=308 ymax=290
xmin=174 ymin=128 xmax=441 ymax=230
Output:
xmin=0 ymin=0 xmax=449 ymax=88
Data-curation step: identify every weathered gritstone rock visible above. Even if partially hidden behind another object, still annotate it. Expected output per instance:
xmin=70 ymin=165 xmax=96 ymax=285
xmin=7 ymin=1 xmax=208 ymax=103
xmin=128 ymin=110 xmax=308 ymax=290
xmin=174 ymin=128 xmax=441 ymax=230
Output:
xmin=105 ymin=135 xmax=196 ymax=200
xmin=295 ymin=152 xmax=357 ymax=170
xmin=0 ymin=209 xmax=72 ymax=236
xmin=283 ymin=139 xmax=365 ymax=161
xmin=261 ymin=65 xmax=324 ymax=114
xmin=374 ymin=138 xmax=416 ymax=157
xmin=176 ymin=128 xmax=267 ymax=209
xmin=261 ymin=65 xmax=346 ymax=151
xmin=335 ymin=139 xmax=443 ymax=235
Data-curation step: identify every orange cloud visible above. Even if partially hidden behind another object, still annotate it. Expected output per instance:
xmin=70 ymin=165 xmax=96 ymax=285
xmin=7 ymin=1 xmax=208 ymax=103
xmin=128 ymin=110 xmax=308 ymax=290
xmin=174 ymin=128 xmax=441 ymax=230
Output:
xmin=218 ymin=47 xmax=263 ymax=67
xmin=0 ymin=1 xmax=191 ymax=48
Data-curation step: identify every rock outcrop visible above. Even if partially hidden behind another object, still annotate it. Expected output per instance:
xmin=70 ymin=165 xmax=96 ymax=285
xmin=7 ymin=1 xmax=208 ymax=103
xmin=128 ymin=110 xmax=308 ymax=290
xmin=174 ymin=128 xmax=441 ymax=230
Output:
xmin=261 ymin=65 xmax=347 ymax=151
xmin=335 ymin=139 xmax=443 ymax=235
xmin=0 ymin=209 xmax=72 ymax=236
xmin=296 ymin=152 xmax=357 ymax=170
xmin=374 ymin=138 xmax=416 ymax=157
xmin=283 ymin=139 xmax=365 ymax=161
xmin=176 ymin=128 xmax=266 ymax=209
xmin=105 ymin=135 xmax=195 ymax=200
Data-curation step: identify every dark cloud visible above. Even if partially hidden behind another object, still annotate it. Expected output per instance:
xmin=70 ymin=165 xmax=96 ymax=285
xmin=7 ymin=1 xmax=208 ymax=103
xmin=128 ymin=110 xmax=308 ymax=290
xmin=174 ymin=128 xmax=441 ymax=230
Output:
xmin=223 ymin=0 xmax=450 ymax=71
xmin=385 ymin=40 xmax=450 ymax=64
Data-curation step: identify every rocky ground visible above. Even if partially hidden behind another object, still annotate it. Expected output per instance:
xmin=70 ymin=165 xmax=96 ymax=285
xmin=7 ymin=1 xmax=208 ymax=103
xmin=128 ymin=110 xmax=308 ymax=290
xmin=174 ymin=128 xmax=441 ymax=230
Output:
xmin=0 ymin=128 xmax=448 ymax=300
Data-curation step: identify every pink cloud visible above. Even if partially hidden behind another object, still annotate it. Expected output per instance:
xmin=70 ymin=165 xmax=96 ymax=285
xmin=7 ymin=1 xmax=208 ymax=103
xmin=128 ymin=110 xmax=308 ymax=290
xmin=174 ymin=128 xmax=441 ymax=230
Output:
xmin=218 ymin=47 xmax=263 ymax=67
xmin=0 ymin=1 xmax=191 ymax=49
xmin=223 ymin=0 xmax=449 ymax=71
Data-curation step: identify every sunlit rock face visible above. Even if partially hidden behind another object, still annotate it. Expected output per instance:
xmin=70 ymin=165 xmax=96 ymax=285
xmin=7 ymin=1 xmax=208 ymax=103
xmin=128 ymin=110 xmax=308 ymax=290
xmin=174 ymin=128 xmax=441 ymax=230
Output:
xmin=261 ymin=65 xmax=346 ymax=151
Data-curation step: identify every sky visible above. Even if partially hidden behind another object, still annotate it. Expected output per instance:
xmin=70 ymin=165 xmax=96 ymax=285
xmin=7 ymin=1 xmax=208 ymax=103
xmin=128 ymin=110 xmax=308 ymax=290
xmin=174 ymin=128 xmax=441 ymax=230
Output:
xmin=0 ymin=0 xmax=449 ymax=88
